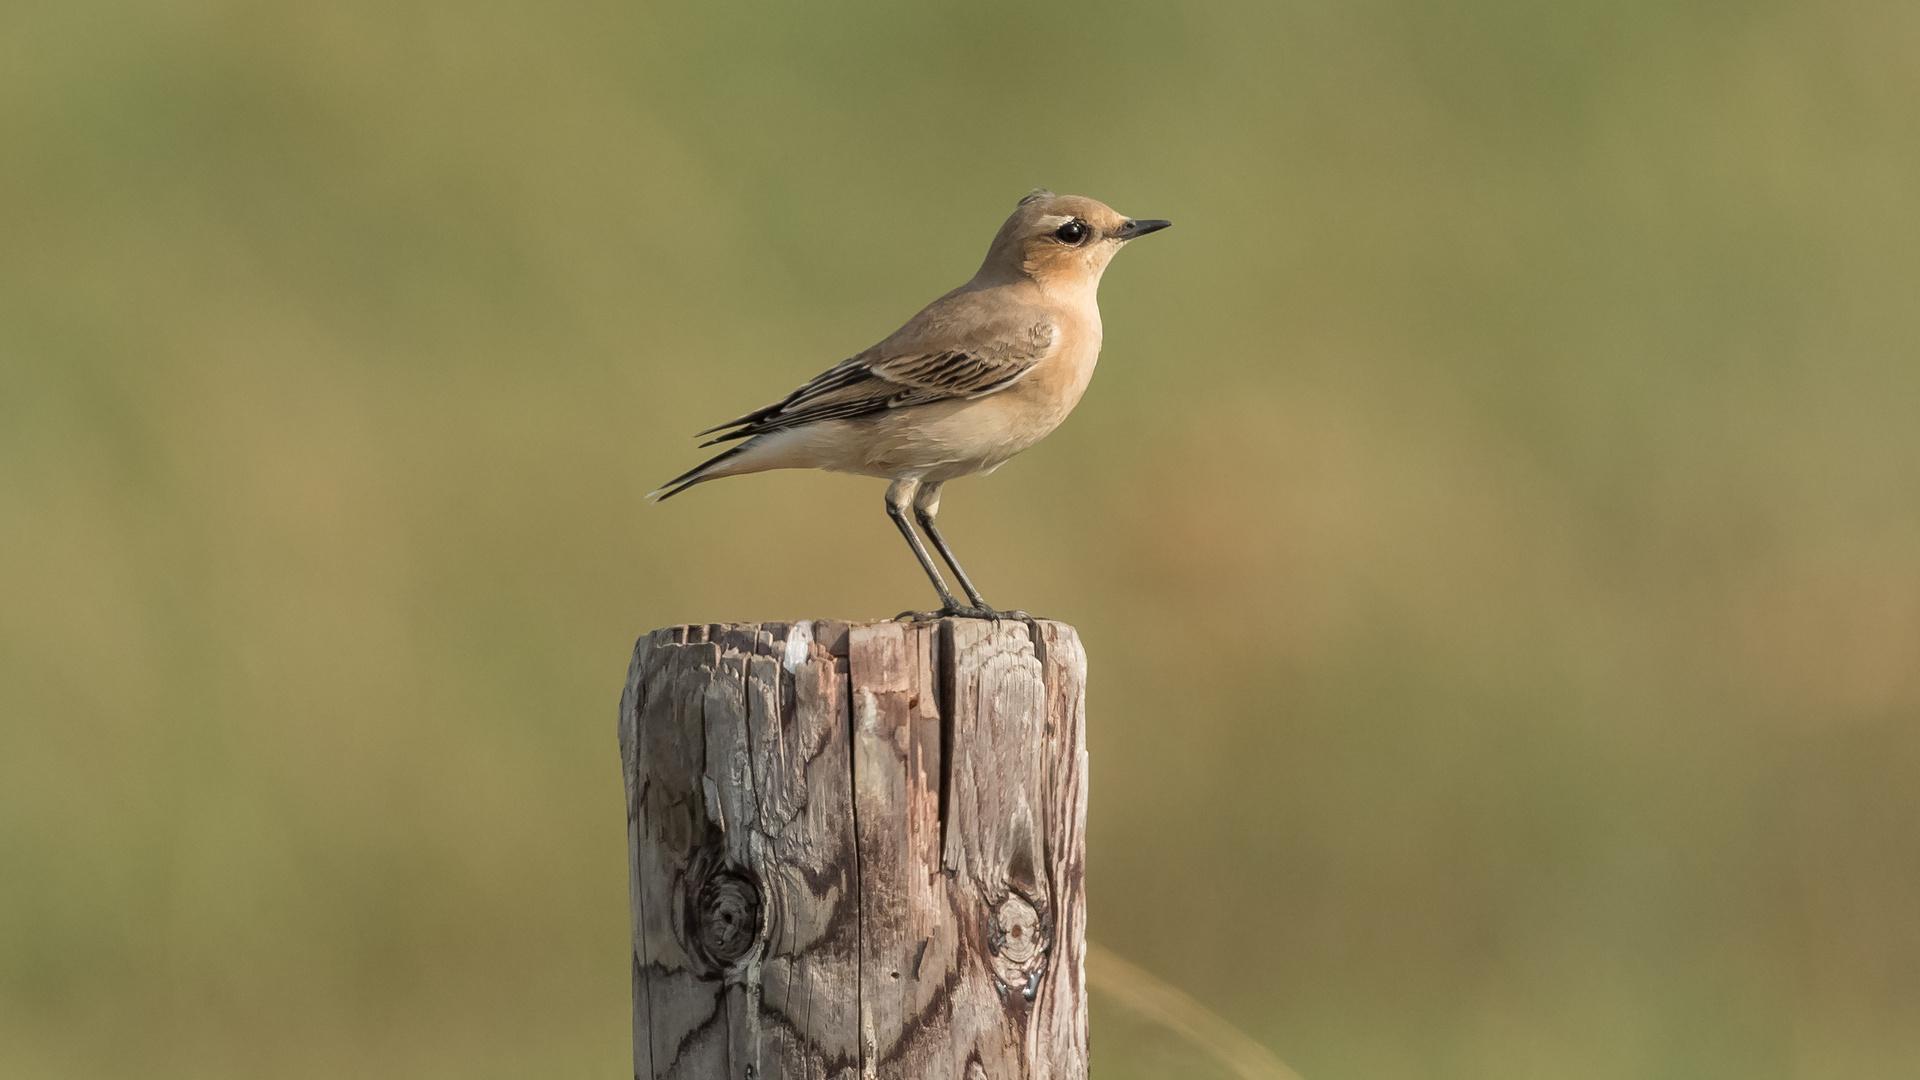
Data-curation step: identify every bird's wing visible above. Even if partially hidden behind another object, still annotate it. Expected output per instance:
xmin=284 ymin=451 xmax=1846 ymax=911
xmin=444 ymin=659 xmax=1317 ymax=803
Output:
xmin=695 ymin=310 xmax=1056 ymax=445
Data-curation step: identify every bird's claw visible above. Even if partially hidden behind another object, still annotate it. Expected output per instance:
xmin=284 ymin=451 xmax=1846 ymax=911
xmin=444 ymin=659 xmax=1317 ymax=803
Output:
xmin=893 ymin=605 xmax=1033 ymax=622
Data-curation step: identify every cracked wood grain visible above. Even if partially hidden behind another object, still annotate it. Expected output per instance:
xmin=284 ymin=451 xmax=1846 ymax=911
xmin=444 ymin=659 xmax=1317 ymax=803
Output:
xmin=619 ymin=618 xmax=1087 ymax=1080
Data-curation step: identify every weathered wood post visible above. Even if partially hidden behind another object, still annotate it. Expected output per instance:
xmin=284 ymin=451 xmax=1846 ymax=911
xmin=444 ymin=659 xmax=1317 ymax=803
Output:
xmin=618 ymin=618 xmax=1089 ymax=1079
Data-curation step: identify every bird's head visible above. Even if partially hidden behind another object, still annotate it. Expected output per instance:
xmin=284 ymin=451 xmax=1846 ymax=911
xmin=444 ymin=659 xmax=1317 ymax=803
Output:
xmin=978 ymin=190 xmax=1171 ymax=291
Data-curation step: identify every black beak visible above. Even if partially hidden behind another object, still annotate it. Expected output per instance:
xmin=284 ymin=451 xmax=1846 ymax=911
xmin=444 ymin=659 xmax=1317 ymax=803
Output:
xmin=1116 ymin=218 xmax=1172 ymax=240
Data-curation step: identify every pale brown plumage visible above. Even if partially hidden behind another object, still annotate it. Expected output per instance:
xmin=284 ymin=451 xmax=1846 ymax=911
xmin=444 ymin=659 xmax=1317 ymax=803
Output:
xmin=653 ymin=190 xmax=1170 ymax=616
xmin=691 ymin=314 xmax=1058 ymax=448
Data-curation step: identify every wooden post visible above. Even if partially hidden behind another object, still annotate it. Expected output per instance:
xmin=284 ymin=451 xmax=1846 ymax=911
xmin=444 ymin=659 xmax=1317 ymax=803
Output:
xmin=618 ymin=618 xmax=1089 ymax=1079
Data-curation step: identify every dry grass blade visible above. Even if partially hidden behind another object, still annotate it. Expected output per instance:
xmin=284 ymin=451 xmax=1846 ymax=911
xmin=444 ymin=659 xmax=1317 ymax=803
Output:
xmin=1086 ymin=942 xmax=1305 ymax=1080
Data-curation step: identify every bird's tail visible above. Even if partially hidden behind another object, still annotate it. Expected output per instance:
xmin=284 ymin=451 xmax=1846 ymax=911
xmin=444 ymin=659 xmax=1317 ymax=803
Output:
xmin=646 ymin=442 xmax=752 ymax=503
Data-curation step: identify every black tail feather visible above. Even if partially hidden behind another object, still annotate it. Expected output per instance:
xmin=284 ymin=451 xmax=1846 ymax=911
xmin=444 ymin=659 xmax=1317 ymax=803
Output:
xmin=648 ymin=442 xmax=748 ymax=502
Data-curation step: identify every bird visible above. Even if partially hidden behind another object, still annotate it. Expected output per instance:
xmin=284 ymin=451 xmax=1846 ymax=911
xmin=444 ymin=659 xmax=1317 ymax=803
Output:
xmin=650 ymin=190 xmax=1171 ymax=619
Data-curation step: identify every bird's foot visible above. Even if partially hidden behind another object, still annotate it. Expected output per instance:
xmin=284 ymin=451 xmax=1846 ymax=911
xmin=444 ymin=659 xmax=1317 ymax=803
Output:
xmin=893 ymin=605 xmax=1033 ymax=622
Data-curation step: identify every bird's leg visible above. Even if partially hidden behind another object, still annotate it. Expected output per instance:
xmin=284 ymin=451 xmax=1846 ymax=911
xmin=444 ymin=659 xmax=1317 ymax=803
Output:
xmin=886 ymin=478 xmax=966 ymax=616
xmin=912 ymin=482 xmax=993 ymax=610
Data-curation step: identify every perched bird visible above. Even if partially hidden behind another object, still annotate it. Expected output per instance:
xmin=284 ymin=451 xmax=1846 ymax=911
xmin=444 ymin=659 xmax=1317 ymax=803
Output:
xmin=651 ymin=190 xmax=1171 ymax=618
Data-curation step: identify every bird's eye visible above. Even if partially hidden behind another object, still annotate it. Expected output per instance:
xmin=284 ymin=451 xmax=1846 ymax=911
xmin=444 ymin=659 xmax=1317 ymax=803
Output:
xmin=1054 ymin=221 xmax=1088 ymax=245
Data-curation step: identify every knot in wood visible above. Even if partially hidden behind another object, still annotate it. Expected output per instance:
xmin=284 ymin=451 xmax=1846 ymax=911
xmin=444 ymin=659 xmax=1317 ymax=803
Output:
xmin=687 ymin=864 xmax=762 ymax=973
xmin=993 ymin=896 xmax=1042 ymax=966
xmin=988 ymin=893 xmax=1049 ymax=1000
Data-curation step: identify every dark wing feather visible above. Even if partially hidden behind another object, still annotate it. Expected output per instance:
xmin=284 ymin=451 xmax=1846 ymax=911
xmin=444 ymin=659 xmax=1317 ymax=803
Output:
xmin=693 ymin=358 xmax=875 ymax=440
xmin=695 ymin=320 xmax=1056 ymax=445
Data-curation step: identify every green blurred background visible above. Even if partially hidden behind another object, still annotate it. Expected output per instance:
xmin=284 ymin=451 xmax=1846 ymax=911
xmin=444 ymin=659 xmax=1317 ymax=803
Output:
xmin=4 ymin=0 xmax=1918 ymax=1076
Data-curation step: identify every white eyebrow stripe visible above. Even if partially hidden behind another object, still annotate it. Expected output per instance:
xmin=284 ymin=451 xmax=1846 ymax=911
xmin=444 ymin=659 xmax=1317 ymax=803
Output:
xmin=1034 ymin=214 xmax=1076 ymax=228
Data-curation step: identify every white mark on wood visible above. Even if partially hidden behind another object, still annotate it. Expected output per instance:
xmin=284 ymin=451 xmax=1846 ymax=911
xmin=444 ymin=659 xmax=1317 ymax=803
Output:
xmin=783 ymin=619 xmax=814 ymax=674
xmin=863 ymin=1010 xmax=879 ymax=1080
